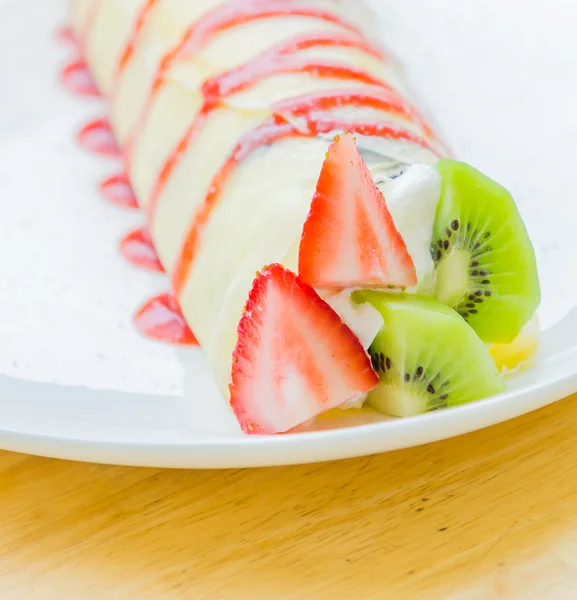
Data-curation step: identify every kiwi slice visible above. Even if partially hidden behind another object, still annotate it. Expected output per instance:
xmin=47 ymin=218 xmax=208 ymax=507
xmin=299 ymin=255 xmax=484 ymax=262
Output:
xmin=432 ymin=159 xmax=540 ymax=344
xmin=353 ymin=291 xmax=505 ymax=417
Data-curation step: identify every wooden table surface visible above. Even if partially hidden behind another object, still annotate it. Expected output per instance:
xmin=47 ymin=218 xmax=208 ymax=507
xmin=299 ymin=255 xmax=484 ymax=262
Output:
xmin=1 ymin=395 xmax=577 ymax=599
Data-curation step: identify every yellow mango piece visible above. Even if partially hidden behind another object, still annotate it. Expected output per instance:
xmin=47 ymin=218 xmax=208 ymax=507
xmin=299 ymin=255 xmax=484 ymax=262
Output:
xmin=489 ymin=315 xmax=539 ymax=374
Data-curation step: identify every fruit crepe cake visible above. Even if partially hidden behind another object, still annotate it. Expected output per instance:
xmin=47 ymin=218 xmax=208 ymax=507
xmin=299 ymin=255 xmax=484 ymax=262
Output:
xmin=68 ymin=0 xmax=541 ymax=434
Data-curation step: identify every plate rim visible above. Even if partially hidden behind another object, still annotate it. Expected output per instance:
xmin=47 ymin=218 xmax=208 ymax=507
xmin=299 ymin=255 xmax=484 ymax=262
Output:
xmin=1 ymin=362 xmax=575 ymax=468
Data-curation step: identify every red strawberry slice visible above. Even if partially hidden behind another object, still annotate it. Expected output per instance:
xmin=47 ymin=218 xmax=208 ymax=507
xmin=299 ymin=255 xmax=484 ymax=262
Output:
xmin=229 ymin=264 xmax=378 ymax=435
xmin=298 ymin=132 xmax=417 ymax=289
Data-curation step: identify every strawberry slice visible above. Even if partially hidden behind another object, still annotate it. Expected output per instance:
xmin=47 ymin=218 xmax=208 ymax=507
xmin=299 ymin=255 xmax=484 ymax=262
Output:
xmin=229 ymin=264 xmax=378 ymax=434
xmin=298 ymin=132 xmax=417 ymax=289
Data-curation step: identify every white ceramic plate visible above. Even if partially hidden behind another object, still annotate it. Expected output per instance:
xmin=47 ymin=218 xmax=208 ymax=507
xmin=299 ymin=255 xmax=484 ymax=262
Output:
xmin=1 ymin=0 xmax=576 ymax=468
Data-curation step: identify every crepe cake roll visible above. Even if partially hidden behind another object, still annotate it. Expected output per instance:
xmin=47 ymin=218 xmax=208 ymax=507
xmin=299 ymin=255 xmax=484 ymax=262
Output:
xmin=68 ymin=1 xmax=540 ymax=434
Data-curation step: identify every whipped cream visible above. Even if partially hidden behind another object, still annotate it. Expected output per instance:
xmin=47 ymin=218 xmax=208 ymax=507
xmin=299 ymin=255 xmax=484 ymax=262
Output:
xmin=378 ymin=163 xmax=441 ymax=296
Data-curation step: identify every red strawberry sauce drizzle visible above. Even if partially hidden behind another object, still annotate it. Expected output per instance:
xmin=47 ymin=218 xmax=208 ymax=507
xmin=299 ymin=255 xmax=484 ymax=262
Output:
xmin=120 ymin=227 xmax=165 ymax=273
xmin=76 ymin=118 xmax=122 ymax=157
xmin=99 ymin=172 xmax=139 ymax=209
xmin=134 ymin=293 xmax=198 ymax=346
xmin=64 ymin=0 xmax=442 ymax=347
xmin=59 ymin=3 xmax=189 ymax=344
xmin=60 ymin=59 xmax=101 ymax=97
xmin=55 ymin=24 xmax=76 ymax=43
xmin=111 ymin=0 xmax=159 ymax=93
xmin=146 ymin=28 xmax=403 ymax=218
xmin=123 ymin=0 xmax=373 ymax=164
xmin=147 ymin=85 xmax=414 ymax=221
xmin=57 ymin=0 xmax=102 ymax=96
xmin=201 ymin=32 xmax=386 ymax=101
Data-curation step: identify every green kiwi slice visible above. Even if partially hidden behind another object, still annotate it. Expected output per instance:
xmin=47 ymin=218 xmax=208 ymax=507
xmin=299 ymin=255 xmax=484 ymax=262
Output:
xmin=432 ymin=159 xmax=540 ymax=344
xmin=353 ymin=291 xmax=505 ymax=417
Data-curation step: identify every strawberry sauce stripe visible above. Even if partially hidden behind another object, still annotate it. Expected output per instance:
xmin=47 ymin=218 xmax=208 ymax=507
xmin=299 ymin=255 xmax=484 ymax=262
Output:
xmin=111 ymin=0 xmax=159 ymax=95
xmin=123 ymin=0 xmax=368 ymax=168
xmin=146 ymin=29 xmax=414 ymax=220
xmin=171 ymin=114 xmax=437 ymax=297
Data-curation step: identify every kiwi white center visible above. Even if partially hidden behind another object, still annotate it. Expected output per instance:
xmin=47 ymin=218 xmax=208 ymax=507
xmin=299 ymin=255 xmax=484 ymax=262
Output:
xmin=368 ymin=384 xmax=426 ymax=418
xmin=434 ymin=249 xmax=470 ymax=307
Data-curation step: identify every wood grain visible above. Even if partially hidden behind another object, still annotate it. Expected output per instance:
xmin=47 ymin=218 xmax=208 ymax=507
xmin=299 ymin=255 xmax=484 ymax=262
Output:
xmin=1 ymin=395 xmax=577 ymax=599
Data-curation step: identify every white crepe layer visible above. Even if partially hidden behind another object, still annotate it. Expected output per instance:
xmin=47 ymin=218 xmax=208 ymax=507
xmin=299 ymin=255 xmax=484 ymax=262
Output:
xmin=70 ymin=0 xmax=443 ymax=398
